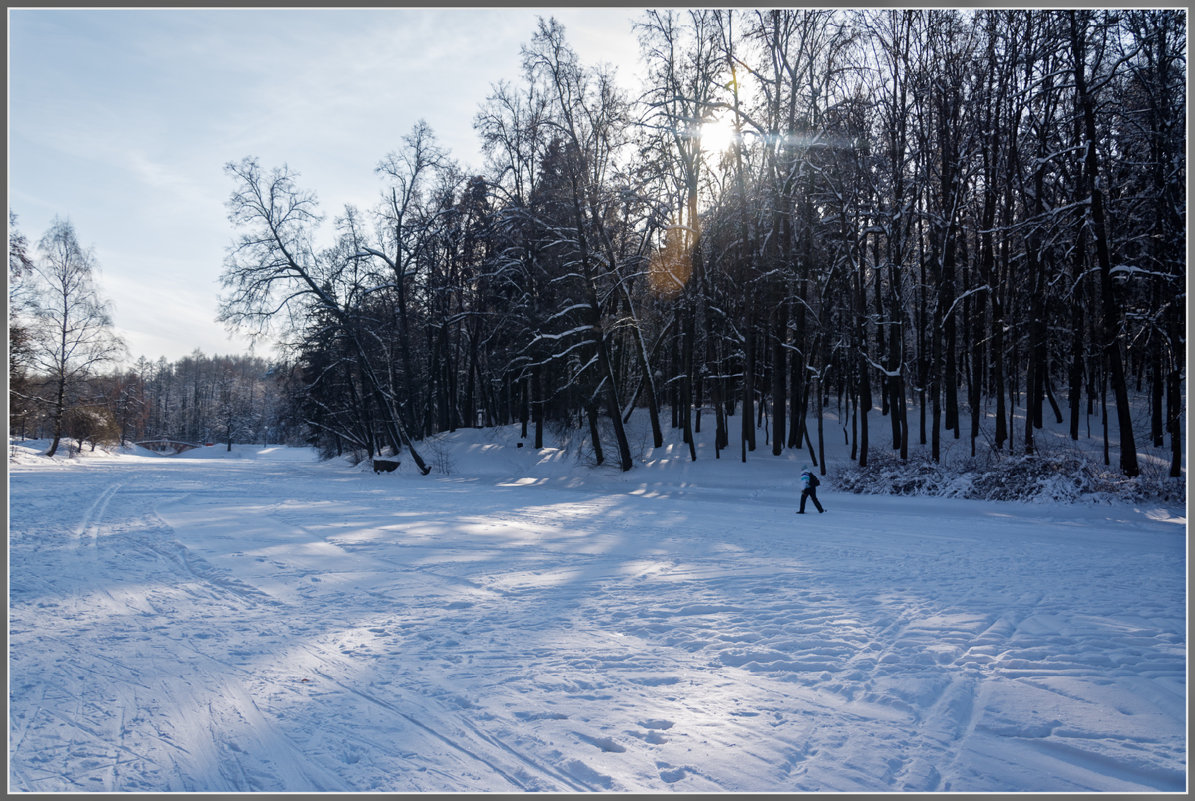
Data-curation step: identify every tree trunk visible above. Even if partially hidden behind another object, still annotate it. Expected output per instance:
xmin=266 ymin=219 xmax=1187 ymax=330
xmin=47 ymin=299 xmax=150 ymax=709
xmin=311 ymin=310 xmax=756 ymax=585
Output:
xmin=533 ymin=367 xmax=544 ymax=450
xmin=1069 ymin=217 xmax=1087 ymax=441
xmin=620 ymin=282 xmax=664 ymax=449
xmin=772 ymin=311 xmax=787 ymax=457
xmin=46 ymin=375 xmax=67 ymax=458
xmin=597 ymin=332 xmax=634 ymax=471
xmin=683 ymin=304 xmax=697 ymax=461
xmin=587 ymin=403 xmax=604 ymax=466
xmin=741 ymin=319 xmax=756 ymax=462
xmin=1167 ymin=363 xmax=1182 ymax=477
xmin=1070 ymin=11 xmax=1139 ymax=477
xmin=520 ymin=373 xmax=529 ymax=441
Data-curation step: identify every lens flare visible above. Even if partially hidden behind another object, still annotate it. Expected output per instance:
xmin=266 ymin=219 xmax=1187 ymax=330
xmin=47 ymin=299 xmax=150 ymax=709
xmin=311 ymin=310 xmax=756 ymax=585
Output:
xmin=649 ymin=224 xmax=695 ymax=299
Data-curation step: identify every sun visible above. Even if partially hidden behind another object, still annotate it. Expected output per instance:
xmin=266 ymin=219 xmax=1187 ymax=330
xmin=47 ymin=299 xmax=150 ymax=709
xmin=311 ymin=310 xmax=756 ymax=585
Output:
xmin=700 ymin=116 xmax=738 ymax=155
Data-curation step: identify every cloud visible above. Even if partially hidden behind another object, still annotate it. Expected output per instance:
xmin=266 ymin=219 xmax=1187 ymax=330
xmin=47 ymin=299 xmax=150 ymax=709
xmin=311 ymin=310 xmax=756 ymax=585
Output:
xmin=104 ymin=263 xmax=258 ymax=363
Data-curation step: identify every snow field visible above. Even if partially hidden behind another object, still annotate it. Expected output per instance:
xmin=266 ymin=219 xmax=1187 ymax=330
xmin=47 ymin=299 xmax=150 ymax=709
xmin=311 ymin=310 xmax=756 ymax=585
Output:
xmin=7 ymin=425 xmax=1187 ymax=792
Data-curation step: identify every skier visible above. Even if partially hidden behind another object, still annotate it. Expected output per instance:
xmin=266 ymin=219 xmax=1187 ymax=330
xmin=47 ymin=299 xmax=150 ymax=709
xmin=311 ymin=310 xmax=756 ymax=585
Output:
xmin=797 ymin=468 xmax=825 ymax=514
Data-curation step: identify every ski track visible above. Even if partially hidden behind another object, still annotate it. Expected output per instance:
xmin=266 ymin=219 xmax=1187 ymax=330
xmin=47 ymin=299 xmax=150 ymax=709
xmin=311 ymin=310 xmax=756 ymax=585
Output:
xmin=8 ymin=451 xmax=1187 ymax=793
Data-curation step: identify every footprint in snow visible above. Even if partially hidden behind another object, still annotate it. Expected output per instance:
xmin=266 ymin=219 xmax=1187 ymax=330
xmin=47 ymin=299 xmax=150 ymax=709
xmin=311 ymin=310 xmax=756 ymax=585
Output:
xmin=514 ymin=710 xmax=568 ymax=721
xmin=657 ymin=763 xmax=688 ymax=783
xmin=639 ymin=719 xmax=674 ymax=730
xmin=575 ymin=732 xmax=626 ymax=753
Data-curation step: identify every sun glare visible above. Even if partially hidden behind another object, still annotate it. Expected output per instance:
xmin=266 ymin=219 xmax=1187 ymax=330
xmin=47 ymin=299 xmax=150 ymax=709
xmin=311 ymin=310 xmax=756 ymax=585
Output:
xmin=700 ymin=117 xmax=738 ymax=154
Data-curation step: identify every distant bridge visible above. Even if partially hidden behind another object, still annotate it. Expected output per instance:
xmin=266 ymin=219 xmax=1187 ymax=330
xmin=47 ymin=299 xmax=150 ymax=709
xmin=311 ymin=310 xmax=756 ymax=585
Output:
xmin=136 ymin=439 xmax=204 ymax=455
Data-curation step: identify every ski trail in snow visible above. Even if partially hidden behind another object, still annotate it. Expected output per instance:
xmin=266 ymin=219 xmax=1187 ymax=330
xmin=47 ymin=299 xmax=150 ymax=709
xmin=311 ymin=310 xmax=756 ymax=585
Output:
xmin=310 ymin=666 xmax=590 ymax=792
xmin=9 ymin=445 xmax=1186 ymax=793
xmin=75 ymin=481 xmax=123 ymax=544
xmin=10 ymin=463 xmax=340 ymax=791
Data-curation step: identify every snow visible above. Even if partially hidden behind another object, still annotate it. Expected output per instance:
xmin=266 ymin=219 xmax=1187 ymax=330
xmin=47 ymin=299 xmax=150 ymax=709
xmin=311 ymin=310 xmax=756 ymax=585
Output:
xmin=7 ymin=418 xmax=1187 ymax=793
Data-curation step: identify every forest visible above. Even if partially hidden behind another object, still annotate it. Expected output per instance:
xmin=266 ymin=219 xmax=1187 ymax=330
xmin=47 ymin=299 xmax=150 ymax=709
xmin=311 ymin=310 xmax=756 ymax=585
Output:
xmin=9 ymin=9 xmax=1186 ymax=481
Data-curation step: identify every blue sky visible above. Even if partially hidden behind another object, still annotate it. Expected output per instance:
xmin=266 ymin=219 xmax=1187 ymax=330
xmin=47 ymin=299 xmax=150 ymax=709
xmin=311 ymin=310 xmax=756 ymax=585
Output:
xmin=9 ymin=8 xmax=643 ymax=363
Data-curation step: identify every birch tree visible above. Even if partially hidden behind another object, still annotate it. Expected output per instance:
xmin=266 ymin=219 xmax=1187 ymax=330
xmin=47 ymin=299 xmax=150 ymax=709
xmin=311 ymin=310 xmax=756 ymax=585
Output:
xmin=27 ymin=218 xmax=126 ymax=457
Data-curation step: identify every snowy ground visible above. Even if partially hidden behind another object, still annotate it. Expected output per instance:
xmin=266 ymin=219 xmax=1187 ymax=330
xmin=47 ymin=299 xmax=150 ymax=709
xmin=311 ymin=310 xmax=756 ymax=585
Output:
xmin=7 ymin=420 xmax=1187 ymax=793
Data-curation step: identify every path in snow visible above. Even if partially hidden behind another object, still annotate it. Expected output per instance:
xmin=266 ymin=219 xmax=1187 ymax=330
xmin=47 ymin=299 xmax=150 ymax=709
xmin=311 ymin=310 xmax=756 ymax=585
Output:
xmin=7 ymin=445 xmax=1186 ymax=792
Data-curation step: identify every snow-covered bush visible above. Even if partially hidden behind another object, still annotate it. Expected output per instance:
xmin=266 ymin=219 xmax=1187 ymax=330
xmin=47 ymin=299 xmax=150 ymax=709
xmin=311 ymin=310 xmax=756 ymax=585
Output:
xmin=837 ymin=449 xmax=1184 ymax=505
xmin=836 ymin=452 xmax=952 ymax=497
xmin=64 ymin=406 xmax=121 ymax=452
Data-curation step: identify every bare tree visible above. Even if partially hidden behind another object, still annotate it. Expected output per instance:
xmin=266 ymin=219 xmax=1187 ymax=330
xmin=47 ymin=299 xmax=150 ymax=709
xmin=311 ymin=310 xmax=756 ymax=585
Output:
xmin=475 ymin=76 xmax=555 ymax=447
xmin=521 ymin=16 xmax=639 ymax=471
xmin=367 ymin=121 xmax=450 ymax=436
xmin=218 ymin=157 xmax=432 ymax=473
xmin=636 ymin=9 xmax=724 ymax=459
xmin=27 ymin=217 xmax=126 ymax=457
xmin=1068 ymin=10 xmax=1139 ymax=477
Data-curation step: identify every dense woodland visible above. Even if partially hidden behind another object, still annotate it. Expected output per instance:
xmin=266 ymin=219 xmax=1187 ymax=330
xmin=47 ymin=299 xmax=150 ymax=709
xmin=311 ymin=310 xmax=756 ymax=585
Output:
xmin=10 ymin=9 xmax=1186 ymax=480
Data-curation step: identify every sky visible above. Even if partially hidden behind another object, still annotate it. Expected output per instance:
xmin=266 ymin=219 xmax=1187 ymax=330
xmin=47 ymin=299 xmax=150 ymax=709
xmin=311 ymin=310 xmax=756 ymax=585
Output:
xmin=8 ymin=7 xmax=645 ymax=365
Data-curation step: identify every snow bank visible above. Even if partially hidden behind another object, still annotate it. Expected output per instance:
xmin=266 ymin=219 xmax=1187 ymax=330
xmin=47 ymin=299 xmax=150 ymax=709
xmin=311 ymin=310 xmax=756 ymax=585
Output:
xmin=176 ymin=443 xmax=320 ymax=462
xmin=7 ymin=438 xmax=156 ymax=464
